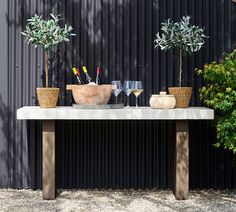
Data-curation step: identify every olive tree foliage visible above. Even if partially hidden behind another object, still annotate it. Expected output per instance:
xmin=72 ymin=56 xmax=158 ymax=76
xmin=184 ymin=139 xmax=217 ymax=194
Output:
xmin=21 ymin=14 xmax=75 ymax=87
xmin=154 ymin=16 xmax=207 ymax=87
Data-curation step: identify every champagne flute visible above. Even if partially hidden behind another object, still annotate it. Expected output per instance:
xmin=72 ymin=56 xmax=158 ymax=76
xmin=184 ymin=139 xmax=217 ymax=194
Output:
xmin=111 ymin=81 xmax=123 ymax=104
xmin=133 ymin=81 xmax=143 ymax=107
xmin=123 ymin=81 xmax=135 ymax=107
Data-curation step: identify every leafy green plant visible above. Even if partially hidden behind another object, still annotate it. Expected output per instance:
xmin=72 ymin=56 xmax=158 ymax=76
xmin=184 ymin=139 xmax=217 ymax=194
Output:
xmin=22 ymin=14 xmax=75 ymax=87
xmin=197 ymin=50 xmax=236 ymax=153
xmin=154 ymin=16 xmax=207 ymax=87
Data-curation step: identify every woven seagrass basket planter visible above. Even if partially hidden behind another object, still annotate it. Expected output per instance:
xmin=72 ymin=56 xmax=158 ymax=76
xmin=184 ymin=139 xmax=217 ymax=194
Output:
xmin=168 ymin=87 xmax=192 ymax=108
xmin=36 ymin=88 xmax=59 ymax=108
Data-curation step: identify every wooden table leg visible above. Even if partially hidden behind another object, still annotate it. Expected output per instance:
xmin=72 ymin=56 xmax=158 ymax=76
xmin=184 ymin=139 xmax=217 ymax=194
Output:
xmin=174 ymin=120 xmax=189 ymax=200
xmin=43 ymin=120 xmax=56 ymax=200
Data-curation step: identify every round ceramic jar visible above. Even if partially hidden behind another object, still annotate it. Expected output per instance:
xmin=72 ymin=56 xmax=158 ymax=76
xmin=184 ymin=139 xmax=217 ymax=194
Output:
xmin=149 ymin=91 xmax=176 ymax=109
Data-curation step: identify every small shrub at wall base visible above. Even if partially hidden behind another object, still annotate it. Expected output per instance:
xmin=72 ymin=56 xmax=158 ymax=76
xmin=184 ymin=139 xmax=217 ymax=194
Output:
xmin=154 ymin=16 xmax=207 ymax=107
xmin=197 ymin=49 xmax=236 ymax=153
xmin=21 ymin=14 xmax=75 ymax=108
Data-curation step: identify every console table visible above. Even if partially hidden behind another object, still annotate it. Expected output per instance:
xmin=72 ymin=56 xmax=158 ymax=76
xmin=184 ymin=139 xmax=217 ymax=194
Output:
xmin=17 ymin=106 xmax=214 ymax=200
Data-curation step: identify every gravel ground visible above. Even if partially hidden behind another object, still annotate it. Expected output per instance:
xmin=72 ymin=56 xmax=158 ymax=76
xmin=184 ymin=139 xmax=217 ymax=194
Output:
xmin=0 ymin=189 xmax=236 ymax=212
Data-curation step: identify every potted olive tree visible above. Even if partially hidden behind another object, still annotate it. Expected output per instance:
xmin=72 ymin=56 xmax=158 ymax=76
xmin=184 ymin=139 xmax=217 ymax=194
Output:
xmin=22 ymin=14 xmax=75 ymax=108
xmin=154 ymin=16 xmax=207 ymax=108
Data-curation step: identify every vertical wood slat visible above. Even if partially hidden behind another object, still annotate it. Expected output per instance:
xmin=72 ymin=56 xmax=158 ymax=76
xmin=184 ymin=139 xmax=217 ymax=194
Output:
xmin=174 ymin=121 xmax=189 ymax=200
xmin=43 ymin=120 xmax=55 ymax=200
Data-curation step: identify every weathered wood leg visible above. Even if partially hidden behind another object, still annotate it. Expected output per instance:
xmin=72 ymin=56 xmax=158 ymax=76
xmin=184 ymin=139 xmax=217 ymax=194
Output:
xmin=174 ymin=120 xmax=189 ymax=200
xmin=43 ymin=120 xmax=56 ymax=200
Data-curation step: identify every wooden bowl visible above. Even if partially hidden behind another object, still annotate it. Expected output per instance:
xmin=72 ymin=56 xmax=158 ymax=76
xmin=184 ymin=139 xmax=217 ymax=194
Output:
xmin=67 ymin=84 xmax=112 ymax=105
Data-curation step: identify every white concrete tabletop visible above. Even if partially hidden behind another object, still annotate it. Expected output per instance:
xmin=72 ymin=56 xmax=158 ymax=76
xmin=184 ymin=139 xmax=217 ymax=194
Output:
xmin=17 ymin=106 xmax=214 ymax=120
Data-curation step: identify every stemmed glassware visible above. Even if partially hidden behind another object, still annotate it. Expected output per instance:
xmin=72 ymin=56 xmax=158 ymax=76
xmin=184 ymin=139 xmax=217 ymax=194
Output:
xmin=133 ymin=81 xmax=143 ymax=107
xmin=123 ymin=81 xmax=135 ymax=107
xmin=111 ymin=81 xmax=123 ymax=104
xmin=111 ymin=80 xmax=143 ymax=107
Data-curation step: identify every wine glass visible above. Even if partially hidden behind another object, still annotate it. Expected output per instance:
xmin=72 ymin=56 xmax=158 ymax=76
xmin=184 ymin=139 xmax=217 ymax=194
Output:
xmin=111 ymin=81 xmax=123 ymax=104
xmin=133 ymin=81 xmax=143 ymax=107
xmin=123 ymin=81 xmax=135 ymax=107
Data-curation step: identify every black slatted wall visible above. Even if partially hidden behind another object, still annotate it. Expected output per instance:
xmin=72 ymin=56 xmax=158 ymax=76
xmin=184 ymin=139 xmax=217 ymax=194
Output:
xmin=1 ymin=0 xmax=236 ymax=189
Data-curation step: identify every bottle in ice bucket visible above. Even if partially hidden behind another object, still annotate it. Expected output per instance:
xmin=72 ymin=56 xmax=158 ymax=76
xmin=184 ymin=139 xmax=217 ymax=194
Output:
xmin=82 ymin=66 xmax=93 ymax=83
xmin=72 ymin=66 xmax=83 ymax=85
xmin=95 ymin=67 xmax=102 ymax=84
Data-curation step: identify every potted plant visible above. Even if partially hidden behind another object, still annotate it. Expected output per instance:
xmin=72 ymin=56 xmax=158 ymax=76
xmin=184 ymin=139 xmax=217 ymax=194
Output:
xmin=154 ymin=16 xmax=207 ymax=108
xmin=22 ymin=14 xmax=75 ymax=108
xmin=197 ymin=50 xmax=236 ymax=153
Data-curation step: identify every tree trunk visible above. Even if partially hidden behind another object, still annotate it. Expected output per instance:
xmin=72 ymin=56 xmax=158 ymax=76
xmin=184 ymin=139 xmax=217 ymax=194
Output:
xmin=179 ymin=49 xmax=182 ymax=87
xmin=45 ymin=51 xmax=49 ymax=88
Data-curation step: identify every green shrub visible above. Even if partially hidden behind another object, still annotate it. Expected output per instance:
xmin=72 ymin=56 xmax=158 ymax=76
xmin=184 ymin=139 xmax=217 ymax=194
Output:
xmin=197 ymin=50 xmax=236 ymax=153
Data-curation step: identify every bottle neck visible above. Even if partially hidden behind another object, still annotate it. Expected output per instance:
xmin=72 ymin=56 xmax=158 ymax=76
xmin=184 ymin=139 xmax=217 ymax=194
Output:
xmin=85 ymin=73 xmax=91 ymax=83
xmin=96 ymin=67 xmax=100 ymax=75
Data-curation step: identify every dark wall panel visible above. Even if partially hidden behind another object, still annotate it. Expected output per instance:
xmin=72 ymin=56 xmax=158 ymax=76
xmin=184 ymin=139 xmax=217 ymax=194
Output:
xmin=0 ymin=0 xmax=9 ymax=187
xmin=2 ymin=0 xmax=236 ymax=189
